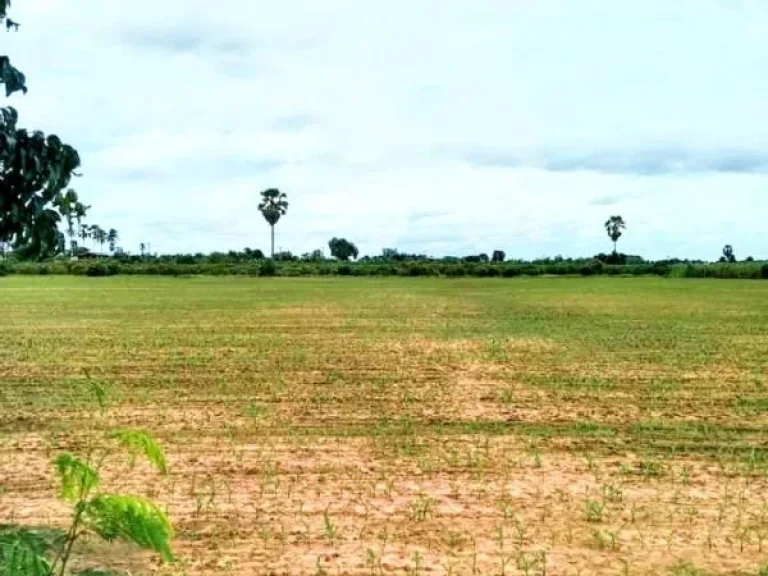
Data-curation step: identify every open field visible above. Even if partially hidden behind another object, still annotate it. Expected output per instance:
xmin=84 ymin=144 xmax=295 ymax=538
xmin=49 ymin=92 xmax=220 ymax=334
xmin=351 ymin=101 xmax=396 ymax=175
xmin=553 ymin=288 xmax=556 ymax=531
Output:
xmin=1 ymin=276 xmax=768 ymax=575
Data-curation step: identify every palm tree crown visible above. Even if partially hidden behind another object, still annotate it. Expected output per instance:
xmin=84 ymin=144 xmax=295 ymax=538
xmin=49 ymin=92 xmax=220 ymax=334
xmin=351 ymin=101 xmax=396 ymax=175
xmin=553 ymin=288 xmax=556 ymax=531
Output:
xmin=107 ymin=229 xmax=119 ymax=253
xmin=604 ymin=215 xmax=626 ymax=253
xmin=258 ymin=189 xmax=288 ymax=226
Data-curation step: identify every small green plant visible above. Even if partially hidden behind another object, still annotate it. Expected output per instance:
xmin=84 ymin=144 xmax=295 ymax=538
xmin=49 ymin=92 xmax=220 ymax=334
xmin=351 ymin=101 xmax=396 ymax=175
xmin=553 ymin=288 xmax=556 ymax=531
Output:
xmin=668 ymin=561 xmax=708 ymax=576
xmin=323 ymin=508 xmax=338 ymax=542
xmin=245 ymin=401 xmax=268 ymax=420
xmin=499 ymin=387 xmax=515 ymax=405
xmin=406 ymin=551 xmax=423 ymax=576
xmin=410 ymin=495 xmax=436 ymax=522
xmin=638 ymin=459 xmax=664 ymax=478
xmin=602 ymin=483 xmax=623 ymax=503
xmin=585 ymin=499 xmax=605 ymax=523
xmin=0 ymin=387 xmax=173 ymax=576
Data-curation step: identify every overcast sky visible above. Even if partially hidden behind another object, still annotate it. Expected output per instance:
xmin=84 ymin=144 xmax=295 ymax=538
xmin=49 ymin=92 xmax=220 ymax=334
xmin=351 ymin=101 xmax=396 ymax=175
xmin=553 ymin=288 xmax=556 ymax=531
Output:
xmin=6 ymin=0 xmax=768 ymax=259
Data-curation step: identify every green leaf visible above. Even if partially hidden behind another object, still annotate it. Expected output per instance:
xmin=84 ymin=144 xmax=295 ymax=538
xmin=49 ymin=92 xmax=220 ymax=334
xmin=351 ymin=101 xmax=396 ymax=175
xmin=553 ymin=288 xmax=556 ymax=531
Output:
xmin=54 ymin=453 xmax=99 ymax=503
xmin=0 ymin=525 xmax=65 ymax=558
xmin=0 ymin=533 xmax=51 ymax=576
xmin=109 ymin=430 xmax=168 ymax=474
xmin=84 ymin=495 xmax=174 ymax=562
xmin=82 ymin=376 xmax=109 ymax=409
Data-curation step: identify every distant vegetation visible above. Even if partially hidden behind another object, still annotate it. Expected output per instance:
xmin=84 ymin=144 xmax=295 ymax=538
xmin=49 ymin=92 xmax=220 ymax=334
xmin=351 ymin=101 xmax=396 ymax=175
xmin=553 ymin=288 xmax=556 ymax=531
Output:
xmin=1 ymin=248 xmax=766 ymax=280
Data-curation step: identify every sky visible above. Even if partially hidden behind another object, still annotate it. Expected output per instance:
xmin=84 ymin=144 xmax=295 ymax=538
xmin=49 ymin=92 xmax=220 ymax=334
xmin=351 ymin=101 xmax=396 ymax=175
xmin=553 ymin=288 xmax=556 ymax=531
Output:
xmin=5 ymin=0 xmax=768 ymax=259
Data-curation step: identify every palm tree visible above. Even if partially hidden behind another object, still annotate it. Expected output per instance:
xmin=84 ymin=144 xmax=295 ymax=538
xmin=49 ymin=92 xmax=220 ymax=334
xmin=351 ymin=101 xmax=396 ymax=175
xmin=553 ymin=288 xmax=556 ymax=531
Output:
xmin=258 ymin=188 xmax=289 ymax=258
xmin=72 ymin=202 xmax=86 ymax=251
xmin=91 ymin=225 xmax=107 ymax=254
xmin=107 ymin=229 xmax=119 ymax=254
xmin=78 ymin=224 xmax=91 ymax=252
xmin=604 ymin=215 xmax=626 ymax=254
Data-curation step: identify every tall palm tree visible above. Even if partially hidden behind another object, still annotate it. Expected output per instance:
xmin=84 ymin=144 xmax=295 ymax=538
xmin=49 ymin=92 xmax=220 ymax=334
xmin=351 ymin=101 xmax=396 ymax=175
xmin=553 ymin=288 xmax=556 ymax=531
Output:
xmin=258 ymin=188 xmax=289 ymax=258
xmin=78 ymin=224 xmax=91 ymax=252
xmin=91 ymin=225 xmax=107 ymax=254
xmin=107 ymin=229 xmax=119 ymax=254
xmin=604 ymin=215 xmax=626 ymax=254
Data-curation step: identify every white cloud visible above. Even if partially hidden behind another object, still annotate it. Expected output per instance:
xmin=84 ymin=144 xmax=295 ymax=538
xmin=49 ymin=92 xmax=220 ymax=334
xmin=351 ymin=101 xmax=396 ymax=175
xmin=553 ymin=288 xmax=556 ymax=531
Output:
xmin=4 ymin=0 xmax=768 ymax=259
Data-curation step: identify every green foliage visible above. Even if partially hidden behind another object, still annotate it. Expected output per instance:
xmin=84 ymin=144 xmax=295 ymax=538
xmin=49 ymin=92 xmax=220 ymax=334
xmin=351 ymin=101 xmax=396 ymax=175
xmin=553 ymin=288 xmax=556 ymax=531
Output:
xmin=0 ymin=539 xmax=50 ymax=576
xmin=258 ymin=188 xmax=288 ymax=227
xmin=259 ymin=258 xmax=277 ymax=276
xmin=0 ymin=2 xmax=84 ymax=258
xmin=2 ymin=256 xmax=768 ymax=280
xmin=13 ymin=409 xmax=174 ymax=574
xmin=55 ymin=453 xmax=100 ymax=503
xmin=83 ymin=377 xmax=109 ymax=410
xmin=668 ymin=561 xmax=708 ymax=576
xmin=109 ymin=429 xmax=168 ymax=474
xmin=0 ymin=526 xmax=61 ymax=576
xmin=604 ymin=215 xmax=626 ymax=252
xmin=83 ymin=495 xmax=174 ymax=562
xmin=328 ymin=237 xmax=359 ymax=261
xmin=84 ymin=262 xmax=119 ymax=277
xmin=0 ymin=57 xmax=26 ymax=96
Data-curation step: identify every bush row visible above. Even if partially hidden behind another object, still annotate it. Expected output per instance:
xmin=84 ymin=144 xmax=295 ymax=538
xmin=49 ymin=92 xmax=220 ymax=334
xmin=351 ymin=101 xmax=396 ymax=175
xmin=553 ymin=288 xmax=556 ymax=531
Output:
xmin=2 ymin=259 xmax=768 ymax=279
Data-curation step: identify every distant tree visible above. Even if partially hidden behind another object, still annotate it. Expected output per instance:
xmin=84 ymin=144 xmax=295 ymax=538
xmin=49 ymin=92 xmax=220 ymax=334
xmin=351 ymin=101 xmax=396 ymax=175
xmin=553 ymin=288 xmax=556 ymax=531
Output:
xmin=58 ymin=189 xmax=87 ymax=256
xmin=0 ymin=2 xmax=84 ymax=258
xmin=328 ymin=237 xmax=359 ymax=261
xmin=107 ymin=228 xmax=119 ymax=253
xmin=479 ymin=253 xmax=489 ymax=263
xmin=301 ymin=249 xmax=324 ymax=262
xmin=604 ymin=215 xmax=626 ymax=254
xmin=70 ymin=200 xmax=88 ymax=255
xmin=381 ymin=248 xmax=399 ymax=260
xmin=139 ymin=242 xmax=146 ymax=258
xmin=258 ymin=188 xmax=289 ymax=258
xmin=745 ymin=256 xmax=755 ymax=262
xmin=78 ymin=224 xmax=91 ymax=252
xmin=721 ymin=244 xmax=736 ymax=263
xmin=243 ymin=247 xmax=265 ymax=260
xmin=492 ymin=250 xmax=506 ymax=263
xmin=273 ymin=250 xmax=295 ymax=262
xmin=91 ymin=225 xmax=107 ymax=254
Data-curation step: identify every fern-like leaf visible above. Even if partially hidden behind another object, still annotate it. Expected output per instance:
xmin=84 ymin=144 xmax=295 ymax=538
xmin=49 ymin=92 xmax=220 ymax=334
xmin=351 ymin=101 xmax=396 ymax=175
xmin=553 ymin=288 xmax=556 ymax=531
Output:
xmin=55 ymin=453 xmax=100 ymax=502
xmin=0 ymin=540 xmax=51 ymax=576
xmin=83 ymin=494 xmax=174 ymax=561
xmin=109 ymin=430 xmax=168 ymax=474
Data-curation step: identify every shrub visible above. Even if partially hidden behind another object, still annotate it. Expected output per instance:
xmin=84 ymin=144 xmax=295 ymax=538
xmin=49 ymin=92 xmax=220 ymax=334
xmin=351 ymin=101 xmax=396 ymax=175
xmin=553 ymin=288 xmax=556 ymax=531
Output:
xmin=580 ymin=260 xmax=604 ymax=276
xmin=86 ymin=262 xmax=120 ymax=277
xmin=762 ymin=264 xmax=768 ymax=280
xmin=337 ymin=264 xmax=352 ymax=276
xmin=405 ymin=263 xmax=431 ymax=276
xmin=475 ymin=265 xmax=499 ymax=277
xmin=259 ymin=259 xmax=277 ymax=277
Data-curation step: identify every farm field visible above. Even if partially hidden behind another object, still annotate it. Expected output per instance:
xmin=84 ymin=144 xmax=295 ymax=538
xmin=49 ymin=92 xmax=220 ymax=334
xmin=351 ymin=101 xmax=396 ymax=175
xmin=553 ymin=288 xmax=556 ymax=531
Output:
xmin=1 ymin=276 xmax=768 ymax=575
